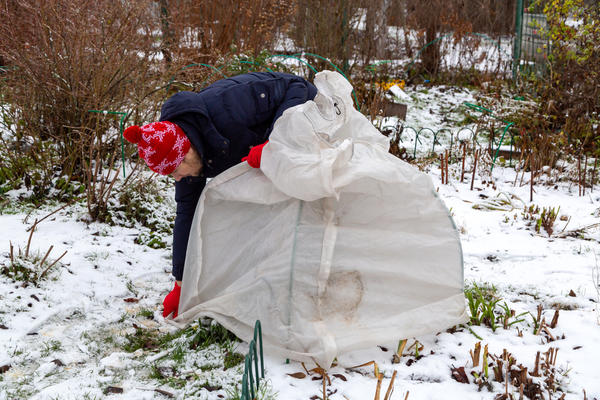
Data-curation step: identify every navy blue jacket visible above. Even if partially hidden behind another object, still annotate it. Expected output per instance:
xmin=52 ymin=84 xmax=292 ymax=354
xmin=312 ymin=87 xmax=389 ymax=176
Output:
xmin=159 ymin=72 xmax=317 ymax=281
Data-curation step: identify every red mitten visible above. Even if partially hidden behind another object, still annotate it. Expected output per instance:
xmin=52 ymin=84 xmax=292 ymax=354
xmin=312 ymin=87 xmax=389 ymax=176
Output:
xmin=162 ymin=282 xmax=181 ymax=318
xmin=242 ymin=141 xmax=268 ymax=168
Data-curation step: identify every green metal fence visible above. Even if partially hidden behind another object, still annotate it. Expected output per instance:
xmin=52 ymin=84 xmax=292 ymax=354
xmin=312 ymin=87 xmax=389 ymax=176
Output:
xmin=513 ymin=0 xmax=549 ymax=80
xmin=240 ymin=320 xmax=265 ymax=400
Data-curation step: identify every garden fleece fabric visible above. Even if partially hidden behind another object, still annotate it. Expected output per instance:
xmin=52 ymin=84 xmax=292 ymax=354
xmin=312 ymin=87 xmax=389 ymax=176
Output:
xmin=171 ymin=71 xmax=466 ymax=367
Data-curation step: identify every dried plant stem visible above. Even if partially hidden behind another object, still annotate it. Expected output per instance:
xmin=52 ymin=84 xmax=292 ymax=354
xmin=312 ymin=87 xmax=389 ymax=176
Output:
xmin=519 ymin=383 xmax=524 ymax=400
xmin=9 ymin=241 xmax=14 ymax=264
xmin=37 ymin=250 xmax=68 ymax=282
xmin=505 ymin=352 xmax=509 ymax=396
xmin=550 ymin=309 xmax=559 ymax=329
xmin=26 ymin=201 xmax=74 ymax=232
xmin=470 ymin=342 xmax=481 ymax=367
xmin=404 ymin=391 xmax=409 ymax=400
xmin=533 ymin=351 xmax=541 ymax=377
xmin=383 ymin=370 xmax=397 ymax=400
xmin=25 ymin=219 xmax=38 ymax=259
xmin=374 ymin=373 xmax=383 ymax=400
xmin=38 ymin=245 xmax=54 ymax=269
xmin=543 ymin=325 xmax=556 ymax=341
xmin=397 ymin=339 xmax=407 ymax=358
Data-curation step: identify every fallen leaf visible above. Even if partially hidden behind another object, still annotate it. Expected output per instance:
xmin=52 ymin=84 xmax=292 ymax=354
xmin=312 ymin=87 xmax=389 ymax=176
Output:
xmin=0 ymin=365 xmax=11 ymax=374
xmin=332 ymin=373 xmax=347 ymax=381
xmin=451 ymin=366 xmax=469 ymax=384
xmin=104 ymin=386 xmax=123 ymax=394
xmin=124 ymin=298 xmax=139 ymax=303
xmin=287 ymin=372 xmax=307 ymax=379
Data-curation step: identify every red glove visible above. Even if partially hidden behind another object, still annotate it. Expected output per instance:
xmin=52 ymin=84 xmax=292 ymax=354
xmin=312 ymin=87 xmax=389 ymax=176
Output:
xmin=242 ymin=141 xmax=268 ymax=168
xmin=162 ymin=282 xmax=181 ymax=318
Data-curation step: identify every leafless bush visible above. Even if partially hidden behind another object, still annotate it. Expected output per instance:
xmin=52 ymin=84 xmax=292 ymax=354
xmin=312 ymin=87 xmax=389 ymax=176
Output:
xmin=0 ymin=0 xmax=172 ymax=211
xmin=166 ymin=0 xmax=295 ymax=65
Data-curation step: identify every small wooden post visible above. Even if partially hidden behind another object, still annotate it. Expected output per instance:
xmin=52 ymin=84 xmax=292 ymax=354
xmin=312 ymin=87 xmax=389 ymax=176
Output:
xmin=461 ymin=143 xmax=466 ymax=183
xmin=471 ymin=149 xmax=479 ymax=191
xmin=578 ymin=154 xmax=582 ymax=197
xmin=583 ymin=154 xmax=588 ymax=196
xmin=445 ymin=149 xmax=449 ymax=184
xmin=530 ymin=152 xmax=534 ymax=202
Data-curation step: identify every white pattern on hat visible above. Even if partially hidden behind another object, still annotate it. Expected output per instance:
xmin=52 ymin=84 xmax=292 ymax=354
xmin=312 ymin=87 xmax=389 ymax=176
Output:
xmin=155 ymin=158 xmax=175 ymax=175
xmin=151 ymin=129 xmax=166 ymax=141
xmin=173 ymin=135 xmax=186 ymax=152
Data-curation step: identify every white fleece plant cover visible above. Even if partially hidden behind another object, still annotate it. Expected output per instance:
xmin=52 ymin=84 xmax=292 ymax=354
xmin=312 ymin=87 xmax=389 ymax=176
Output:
xmin=174 ymin=71 xmax=466 ymax=367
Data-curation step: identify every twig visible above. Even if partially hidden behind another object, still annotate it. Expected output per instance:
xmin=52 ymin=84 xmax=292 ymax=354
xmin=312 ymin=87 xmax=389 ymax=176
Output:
xmin=461 ymin=142 xmax=466 ymax=183
xmin=9 ymin=241 xmax=14 ymax=263
xmin=38 ymin=245 xmax=54 ymax=269
xmin=36 ymin=250 xmax=67 ymax=282
xmin=26 ymin=200 xmax=74 ymax=232
xmin=554 ymin=222 xmax=600 ymax=238
xmin=542 ymin=325 xmax=556 ymax=342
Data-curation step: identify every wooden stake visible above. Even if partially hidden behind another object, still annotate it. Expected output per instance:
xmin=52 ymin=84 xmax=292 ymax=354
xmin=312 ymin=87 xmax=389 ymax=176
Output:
xmin=592 ymin=158 xmax=597 ymax=192
xmin=471 ymin=149 xmax=479 ymax=191
xmin=578 ymin=155 xmax=582 ymax=196
xmin=583 ymin=154 xmax=588 ymax=196
xmin=530 ymin=152 xmax=535 ymax=202
xmin=445 ymin=149 xmax=449 ymax=184
xmin=440 ymin=154 xmax=445 ymax=185
xmin=461 ymin=143 xmax=466 ymax=183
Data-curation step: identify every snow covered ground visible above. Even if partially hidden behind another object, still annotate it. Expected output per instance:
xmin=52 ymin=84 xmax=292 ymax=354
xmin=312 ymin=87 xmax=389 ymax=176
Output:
xmin=1 ymin=85 xmax=599 ymax=400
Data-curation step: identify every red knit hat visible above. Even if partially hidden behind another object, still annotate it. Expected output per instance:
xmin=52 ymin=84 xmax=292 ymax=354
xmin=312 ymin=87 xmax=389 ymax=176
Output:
xmin=123 ymin=121 xmax=191 ymax=175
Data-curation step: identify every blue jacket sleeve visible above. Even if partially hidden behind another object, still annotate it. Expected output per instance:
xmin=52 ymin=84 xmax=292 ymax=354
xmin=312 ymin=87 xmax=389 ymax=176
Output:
xmin=270 ymin=78 xmax=318 ymax=132
xmin=172 ymin=176 xmax=206 ymax=281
